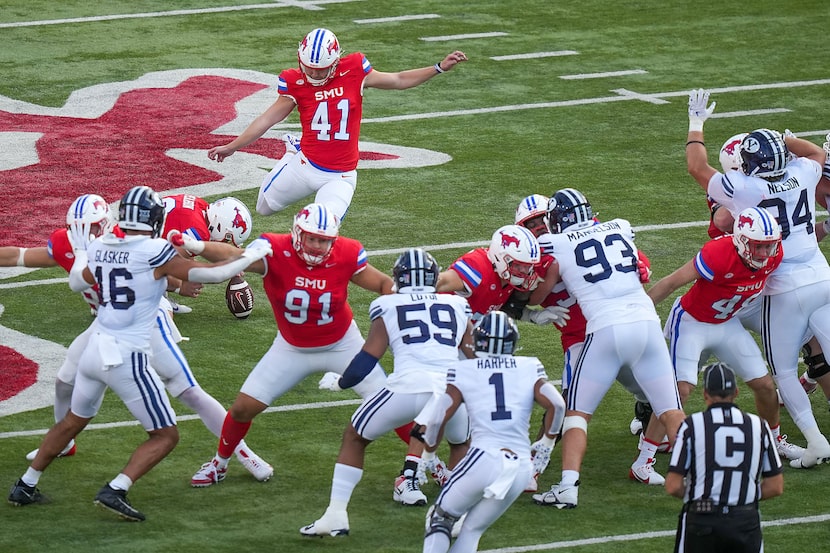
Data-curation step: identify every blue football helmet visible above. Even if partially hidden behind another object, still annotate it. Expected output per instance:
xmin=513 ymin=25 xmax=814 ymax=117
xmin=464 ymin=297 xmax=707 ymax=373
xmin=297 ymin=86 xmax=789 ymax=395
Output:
xmin=118 ymin=186 xmax=166 ymax=238
xmin=473 ymin=311 xmax=519 ymax=357
xmin=740 ymin=129 xmax=788 ymax=180
xmin=393 ymin=247 xmax=440 ymax=293
xmin=546 ymin=188 xmax=593 ymax=233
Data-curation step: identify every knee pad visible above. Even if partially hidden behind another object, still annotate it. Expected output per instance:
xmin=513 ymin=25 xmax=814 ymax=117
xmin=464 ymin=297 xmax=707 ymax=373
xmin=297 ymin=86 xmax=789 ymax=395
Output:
xmin=803 ymin=344 xmax=830 ymax=379
xmin=562 ymin=415 xmax=588 ymax=435
xmin=425 ymin=505 xmax=459 ymax=539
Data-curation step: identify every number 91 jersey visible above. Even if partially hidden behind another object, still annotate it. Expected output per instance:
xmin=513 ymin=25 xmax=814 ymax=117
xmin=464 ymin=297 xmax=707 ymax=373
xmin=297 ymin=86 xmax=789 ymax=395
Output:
xmin=538 ymin=218 xmax=657 ymax=333
xmin=372 ymin=292 xmax=472 ymax=393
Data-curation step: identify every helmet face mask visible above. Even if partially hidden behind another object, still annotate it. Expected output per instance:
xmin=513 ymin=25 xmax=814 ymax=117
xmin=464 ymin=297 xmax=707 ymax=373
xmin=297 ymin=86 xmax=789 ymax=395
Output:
xmin=66 ymin=194 xmax=112 ymax=243
xmin=546 ymin=188 xmax=593 ymax=234
xmin=487 ymin=225 xmax=541 ymax=291
xmin=515 ymin=194 xmax=550 ymax=237
xmin=732 ymin=207 xmax=781 ymax=270
xmin=298 ymin=28 xmax=341 ymax=86
xmin=393 ymin=248 xmax=440 ymax=293
xmin=719 ymin=133 xmax=748 ymax=173
xmin=207 ymin=197 xmax=252 ymax=247
xmin=473 ymin=311 xmax=519 ymax=357
xmin=118 ymin=186 xmax=166 ymax=238
xmin=291 ymin=203 xmax=339 ymax=266
xmin=740 ymin=129 xmax=788 ymax=180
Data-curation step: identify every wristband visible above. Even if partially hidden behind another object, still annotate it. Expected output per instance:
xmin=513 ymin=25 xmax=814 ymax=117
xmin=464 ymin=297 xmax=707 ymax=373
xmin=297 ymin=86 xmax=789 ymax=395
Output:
xmin=433 ymin=62 xmax=445 ymax=74
xmin=688 ymin=120 xmax=704 ymax=132
xmin=16 ymin=248 xmax=27 ymax=267
xmin=685 ymin=140 xmax=705 ymax=148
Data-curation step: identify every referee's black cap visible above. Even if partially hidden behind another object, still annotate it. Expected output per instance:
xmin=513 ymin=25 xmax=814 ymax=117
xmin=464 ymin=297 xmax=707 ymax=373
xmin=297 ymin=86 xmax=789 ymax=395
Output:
xmin=703 ymin=362 xmax=737 ymax=396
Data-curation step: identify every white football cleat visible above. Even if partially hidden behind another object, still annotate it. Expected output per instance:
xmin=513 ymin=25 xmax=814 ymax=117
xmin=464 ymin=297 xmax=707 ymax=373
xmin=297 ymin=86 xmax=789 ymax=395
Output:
xmin=299 ymin=508 xmax=349 ymax=537
xmin=532 ymin=481 xmax=579 ymax=509
xmin=629 ymin=417 xmax=643 ymax=436
xmin=789 ymin=437 xmax=830 ymax=469
xmin=191 ymin=460 xmax=227 ymax=487
xmin=776 ymin=435 xmax=806 ymax=461
xmin=629 ymin=458 xmax=665 ymax=485
xmin=393 ymin=474 xmax=427 ymax=506
xmin=235 ymin=443 xmax=274 ymax=482
xmin=26 ymin=439 xmax=76 ymax=461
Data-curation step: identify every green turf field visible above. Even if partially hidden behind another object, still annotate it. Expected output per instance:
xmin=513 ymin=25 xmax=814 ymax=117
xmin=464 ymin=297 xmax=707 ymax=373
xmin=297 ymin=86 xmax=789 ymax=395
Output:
xmin=1 ymin=1 xmax=829 ymax=552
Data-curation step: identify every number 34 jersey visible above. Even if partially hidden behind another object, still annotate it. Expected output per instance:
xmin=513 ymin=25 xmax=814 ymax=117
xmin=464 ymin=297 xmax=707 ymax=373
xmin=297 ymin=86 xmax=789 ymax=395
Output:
xmin=538 ymin=219 xmax=657 ymax=334
xmin=372 ymin=292 xmax=472 ymax=393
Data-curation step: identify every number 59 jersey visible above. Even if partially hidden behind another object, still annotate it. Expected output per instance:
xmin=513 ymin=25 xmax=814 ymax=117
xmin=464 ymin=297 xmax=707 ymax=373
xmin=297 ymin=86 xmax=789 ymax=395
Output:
xmin=374 ymin=292 xmax=472 ymax=393
xmin=538 ymin=219 xmax=657 ymax=333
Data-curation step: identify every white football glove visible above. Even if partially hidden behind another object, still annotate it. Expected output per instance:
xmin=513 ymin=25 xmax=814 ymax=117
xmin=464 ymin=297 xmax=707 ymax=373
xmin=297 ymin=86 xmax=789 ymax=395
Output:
xmin=167 ymin=229 xmax=205 ymax=255
xmin=530 ymin=435 xmax=557 ymax=476
xmin=420 ymin=450 xmax=450 ymax=487
xmin=688 ymin=88 xmax=716 ymax=132
xmin=318 ymin=372 xmax=343 ymax=392
xmin=522 ymin=305 xmax=570 ymax=327
xmin=241 ymin=237 xmax=273 ymax=261
xmin=68 ymin=219 xmax=94 ymax=252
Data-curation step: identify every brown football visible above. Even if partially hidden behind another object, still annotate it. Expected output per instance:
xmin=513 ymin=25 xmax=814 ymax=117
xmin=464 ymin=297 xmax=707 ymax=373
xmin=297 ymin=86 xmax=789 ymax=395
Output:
xmin=226 ymin=275 xmax=254 ymax=319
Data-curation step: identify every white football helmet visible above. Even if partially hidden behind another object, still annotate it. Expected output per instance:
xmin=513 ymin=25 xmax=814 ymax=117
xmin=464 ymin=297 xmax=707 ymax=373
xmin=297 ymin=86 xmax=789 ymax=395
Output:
xmin=297 ymin=28 xmax=341 ymax=86
xmin=66 ymin=194 xmax=112 ymax=243
xmin=515 ymin=194 xmax=550 ymax=237
xmin=292 ymin=203 xmax=339 ymax=265
xmin=732 ymin=206 xmax=781 ymax=270
xmin=207 ymin=197 xmax=253 ymax=246
xmin=487 ymin=224 xmax=541 ymax=291
xmin=719 ymin=133 xmax=748 ymax=173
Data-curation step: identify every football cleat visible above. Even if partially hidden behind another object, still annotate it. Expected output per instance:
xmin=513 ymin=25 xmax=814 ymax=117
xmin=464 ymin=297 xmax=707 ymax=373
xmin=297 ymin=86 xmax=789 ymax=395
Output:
xmin=8 ymin=479 xmax=48 ymax=506
xmin=776 ymin=435 xmax=805 ymax=461
xmin=93 ymin=484 xmax=145 ymax=522
xmin=169 ymin=299 xmax=193 ymax=314
xmin=26 ymin=439 xmax=76 ymax=462
xmin=191 ymin=460 xmax=227 ymax=487
xmin=800 ymin=373 xmax=818 ymax=395
xmin=393 ymin=473 xmax=427 ymax=506
xmin=789 ymin=438 xmax=830 ymax=469
xmin=235 ymin=445 xmax=273 ymax=482
xmin=629 ymin=459 xmax=665 ymax=485
xmin=299 ymin=507 xmax=349 ymax=537
xmin=532 ymin=481 xmax=579 ymax=509
xmin=629 ymin=417 xmax=643 ymax=436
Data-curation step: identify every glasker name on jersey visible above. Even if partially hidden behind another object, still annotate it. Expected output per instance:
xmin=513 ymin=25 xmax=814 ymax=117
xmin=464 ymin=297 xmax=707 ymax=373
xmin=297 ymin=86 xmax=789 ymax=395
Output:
xmin=767 ymin=177 xmax=801 ymax=194
xmin=294 ymin=276 xmax=327 ymax=289
xmin=566 ymin=220 xmax=621 ymax=241
xmin=94 ymin=250 xmax=130 ymax=264
xmin=477 ymin=357 xmax=518 ymax=370
xmin=314 ymin=87 xmax=344 ymax=101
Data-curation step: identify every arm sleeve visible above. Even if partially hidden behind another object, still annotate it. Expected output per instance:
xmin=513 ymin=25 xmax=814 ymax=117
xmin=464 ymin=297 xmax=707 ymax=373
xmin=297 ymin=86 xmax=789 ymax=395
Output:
xmin=187 ymin=256 xmax=254 ymax=284
xmin=68 ymin=250 xmax=93 ymax=292
xmin=539 ymin=381 xmax=566 ymax=435
xmin=338 ymin=350 xmax=380 ymax=389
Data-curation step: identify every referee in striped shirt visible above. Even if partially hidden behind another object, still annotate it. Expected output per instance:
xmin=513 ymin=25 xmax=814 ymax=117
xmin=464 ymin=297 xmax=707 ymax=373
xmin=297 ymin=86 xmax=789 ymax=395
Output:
xmin=665 ymin=362 xmax=783 ymax=553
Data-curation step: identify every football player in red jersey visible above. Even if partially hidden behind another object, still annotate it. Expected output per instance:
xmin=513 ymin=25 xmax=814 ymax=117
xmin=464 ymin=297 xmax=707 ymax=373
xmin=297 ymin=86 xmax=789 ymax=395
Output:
xmin=0 ymin=194 xmax=273 ymax=483
xmin=206 ymin=28 xmax=467 ymax=221
xmin=644 ymin=207 xmax=805 ymax=462
xmin=184 ymin=203 xmax=400 ymax=487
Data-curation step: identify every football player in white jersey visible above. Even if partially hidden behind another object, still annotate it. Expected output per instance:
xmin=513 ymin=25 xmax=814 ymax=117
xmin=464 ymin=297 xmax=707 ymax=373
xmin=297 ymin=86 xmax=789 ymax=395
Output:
xmin=419 ymin=311 xmax=565 ymax=553
xmin=529 ymin=188 xmax=685 ymax=508
xmin=7 ymin=186 xmax=272 ymax=521
xmin=300 ymin=248 xmax=474 ymax=537
xmin=686 ymin=88 xmax=830 ymax=468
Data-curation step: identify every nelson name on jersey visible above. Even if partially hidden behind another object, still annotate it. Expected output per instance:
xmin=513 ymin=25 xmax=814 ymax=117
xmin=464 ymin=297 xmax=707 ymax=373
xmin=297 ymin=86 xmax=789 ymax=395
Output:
xmin=565 ymin=220 xmax=621 ymax=241
xmin=767 ymin=176 xmax=801 ymax=194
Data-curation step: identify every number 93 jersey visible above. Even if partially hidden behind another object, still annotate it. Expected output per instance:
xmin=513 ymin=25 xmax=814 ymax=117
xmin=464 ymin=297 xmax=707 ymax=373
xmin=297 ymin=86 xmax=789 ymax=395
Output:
xmin=87 ymin=234 xmax=176 ymax=350
xmin=538 ymin=219 xmax=657 ymax=333
xmin=373 ymin=292 xmax=472 ymax=393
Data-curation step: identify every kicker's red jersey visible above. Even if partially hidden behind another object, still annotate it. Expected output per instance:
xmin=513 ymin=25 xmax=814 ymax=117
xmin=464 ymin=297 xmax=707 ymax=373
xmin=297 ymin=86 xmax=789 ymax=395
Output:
xmin=162 ymin=194 xmax=210 ymax=241
xmin=680 ymin=235 xmax=783 ymax=324
xmin=260 ymin=233 xmax=368 ymax=347
xmin=277 ymin=52 xmax=373 ymax=172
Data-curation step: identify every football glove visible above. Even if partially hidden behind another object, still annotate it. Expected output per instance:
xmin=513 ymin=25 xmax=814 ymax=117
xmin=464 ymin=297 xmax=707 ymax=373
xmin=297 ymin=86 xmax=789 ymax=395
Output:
xmin=637 ymin=253 xmax=652 ymax=284
xmin=522 ymin=305 xmax=570 ymax=327
xmin=241 ymin=237 xmax=273 ymax=261
xmin=688 ymin=88 xmax=716 ymax=132
xmin=421 ymin=450 xmax=450 ymax=487
xmin=167 ymin=229 xmax=205 ymax=255
xmin=68 ymin=219 xmax=94 ymax=252
xmin=530 ymin=435 xmax=557 ymax=476
xmin=318 ymin=371 xmax=343 ymax=392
